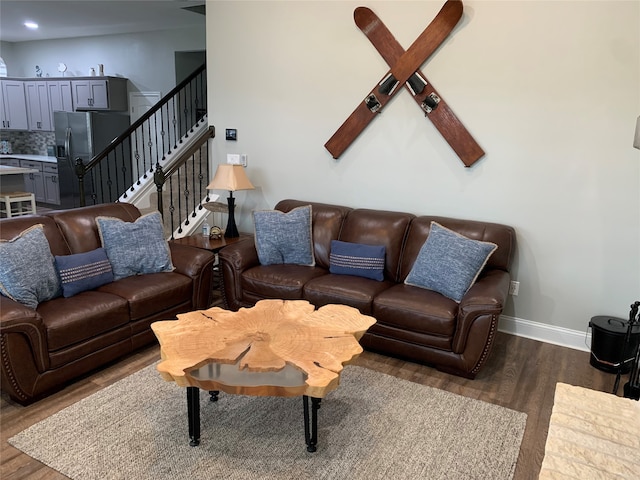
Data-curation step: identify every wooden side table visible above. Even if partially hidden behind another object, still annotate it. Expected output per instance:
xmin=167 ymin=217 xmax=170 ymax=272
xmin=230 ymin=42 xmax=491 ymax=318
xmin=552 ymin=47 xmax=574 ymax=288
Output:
xmin=171 ymin=233 xmax=252 ymax=306
xmin=170 ymin=233 xmax=251 ymax=254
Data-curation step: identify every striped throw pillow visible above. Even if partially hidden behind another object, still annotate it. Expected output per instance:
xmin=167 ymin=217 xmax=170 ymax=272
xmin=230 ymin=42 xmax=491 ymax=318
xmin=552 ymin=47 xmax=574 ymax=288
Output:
xmin=55 ymin=248 xmax=114 ymax=298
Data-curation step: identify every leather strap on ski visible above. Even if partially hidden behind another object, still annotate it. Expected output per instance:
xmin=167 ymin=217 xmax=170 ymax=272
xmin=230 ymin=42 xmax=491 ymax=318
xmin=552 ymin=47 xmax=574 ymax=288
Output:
xmin=324 ymin=0 xmax=463 ymax=160
xmin=354 ymin=6 xmax=484 ymax=167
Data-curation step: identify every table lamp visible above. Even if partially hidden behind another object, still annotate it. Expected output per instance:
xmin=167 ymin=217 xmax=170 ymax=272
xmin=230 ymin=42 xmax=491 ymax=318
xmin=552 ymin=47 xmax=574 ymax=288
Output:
xmin=206 ymin=165 xmax=254 ymax=238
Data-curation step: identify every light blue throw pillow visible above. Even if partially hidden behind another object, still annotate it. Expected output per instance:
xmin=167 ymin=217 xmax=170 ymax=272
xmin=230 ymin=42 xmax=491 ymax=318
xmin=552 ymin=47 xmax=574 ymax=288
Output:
xmin=55 ymin=248 xmax=114 ymax=297
xmin=96 ymin=211 xmax=174 ymax=281
xmin=405 ymin=222 xmax=497 ymax=302
xmin=330 ymin=240 xmax=385 ymax=281
xmin=253 ymin=205 xmax=315 ymax=266
xmin=0 ymin=224 xmax=61 ymax=309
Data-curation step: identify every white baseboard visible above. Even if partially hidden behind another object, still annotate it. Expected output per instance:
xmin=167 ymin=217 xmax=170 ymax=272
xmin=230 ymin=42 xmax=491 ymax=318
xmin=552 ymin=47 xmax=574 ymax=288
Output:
xmin=498 ymin=315 xmax=591 ymax=352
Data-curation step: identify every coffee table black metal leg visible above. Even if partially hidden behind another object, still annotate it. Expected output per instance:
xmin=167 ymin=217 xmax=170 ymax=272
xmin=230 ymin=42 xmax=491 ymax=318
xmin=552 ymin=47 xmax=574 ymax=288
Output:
xmin=303 ymin=395 xmax=321 ymax=452
xmin=209 ymin=390 xmax=219 ymax=402
xmin=187 ymin=387 xmax=200 ymax=446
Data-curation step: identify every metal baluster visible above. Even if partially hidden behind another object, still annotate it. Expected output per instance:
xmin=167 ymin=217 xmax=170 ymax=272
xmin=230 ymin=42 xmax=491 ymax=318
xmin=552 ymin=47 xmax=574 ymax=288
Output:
xmin=172 ymin=96 xmax=178 ymax=149
xmin=160 ymin=106 xmax=167 ymax=160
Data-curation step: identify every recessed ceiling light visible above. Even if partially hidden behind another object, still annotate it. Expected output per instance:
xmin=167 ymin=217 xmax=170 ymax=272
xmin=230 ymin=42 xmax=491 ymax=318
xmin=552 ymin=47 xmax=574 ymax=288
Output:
xmin=24 ymin=22 xmax=39 ymax=30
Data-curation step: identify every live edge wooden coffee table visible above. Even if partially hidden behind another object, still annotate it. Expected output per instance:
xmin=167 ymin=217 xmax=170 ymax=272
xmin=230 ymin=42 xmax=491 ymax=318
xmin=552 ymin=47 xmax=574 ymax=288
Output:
xmin=151 ymin=299 xmax=376 ymax=452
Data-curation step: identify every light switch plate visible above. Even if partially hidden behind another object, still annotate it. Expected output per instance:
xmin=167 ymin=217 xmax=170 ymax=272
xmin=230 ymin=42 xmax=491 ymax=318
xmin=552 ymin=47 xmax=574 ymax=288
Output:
xmin=227 ymin=153 xmax=241 ymax=165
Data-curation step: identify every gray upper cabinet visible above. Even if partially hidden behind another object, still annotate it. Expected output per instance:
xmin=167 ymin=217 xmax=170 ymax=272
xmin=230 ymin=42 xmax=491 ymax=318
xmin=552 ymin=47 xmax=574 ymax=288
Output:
xmin=0 ymin=77 xmax=127 ymax=131
xmin=71 ymin=77 xmax=127 ymax=111
xmin=47 ymin=80 xmax=74 ymax=121
xmin=0 ymin=80 xmax=29 ymax=131
xmin=25 ymin=81 xmax=52 ymax=131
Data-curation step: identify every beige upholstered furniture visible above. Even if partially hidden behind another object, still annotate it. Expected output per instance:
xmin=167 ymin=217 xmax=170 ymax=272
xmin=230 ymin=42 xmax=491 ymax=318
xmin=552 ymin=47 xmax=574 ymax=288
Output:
xmin=539 ymin=383 xmax=640 ymax=478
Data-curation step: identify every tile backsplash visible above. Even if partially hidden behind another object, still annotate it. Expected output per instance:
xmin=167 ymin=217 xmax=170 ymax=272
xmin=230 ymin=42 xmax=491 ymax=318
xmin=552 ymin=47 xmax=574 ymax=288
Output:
xmin=0 ymin=131 xmax=55 ymax=155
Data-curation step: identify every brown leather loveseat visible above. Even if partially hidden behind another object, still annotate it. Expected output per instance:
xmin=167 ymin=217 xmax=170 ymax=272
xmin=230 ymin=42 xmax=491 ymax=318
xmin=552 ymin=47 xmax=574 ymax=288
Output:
xmin=220 ymin=199 xmax=516 ymax=378
xmin=0 ymin=203 xmax=215 ymax=404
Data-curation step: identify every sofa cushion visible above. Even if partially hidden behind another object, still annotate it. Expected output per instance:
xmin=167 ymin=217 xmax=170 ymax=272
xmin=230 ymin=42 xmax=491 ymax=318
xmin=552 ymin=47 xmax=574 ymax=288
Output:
xmin=253 ymin=205 xmax=315 ymax=266
xmin=329 ymin=240 xmax=385 ymax=281
xmin=241 ymin=265 xmax=328 ymax=301
xmin=55 ymin=248 xmax=114 ymax=298
xmin=0 ymin=215 xmax=70 ymax=256
xmin=39 ymin=291 xmax=130 ymax=352
xmin=303 ymin=274 xmax=394 ymax=314
xmin=0 ymin=224 xmax=61 ymax=309
xmin=405 ymin=222 xmax=497 ymax=302
xmin=97 ymin=272 xmax=192 ymax=321
xmin=48 ymin=202 xmax=140 ymax=254
xmin=96 ymin=211 xmax=174 ymax=281
xmin=275 ymin=200 xmax=352 ymax=269
xmin=338 ymin=209 xmax=414 ymax=283
xmin=373 ymin=283 xmax=458 ymax=339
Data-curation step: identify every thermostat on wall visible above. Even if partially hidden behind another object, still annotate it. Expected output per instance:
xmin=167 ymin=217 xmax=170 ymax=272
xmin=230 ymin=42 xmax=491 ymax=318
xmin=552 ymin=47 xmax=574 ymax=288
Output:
xmin=225 ymin=129 xmax=237 ymax=141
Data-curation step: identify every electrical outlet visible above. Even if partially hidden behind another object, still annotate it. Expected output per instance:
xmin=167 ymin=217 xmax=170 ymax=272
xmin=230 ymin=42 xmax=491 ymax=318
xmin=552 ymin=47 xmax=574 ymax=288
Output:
xmin=508 ymin=281 xmax=520 ymax=296
xmin=240 ymin=154 xmax=248 ymax=167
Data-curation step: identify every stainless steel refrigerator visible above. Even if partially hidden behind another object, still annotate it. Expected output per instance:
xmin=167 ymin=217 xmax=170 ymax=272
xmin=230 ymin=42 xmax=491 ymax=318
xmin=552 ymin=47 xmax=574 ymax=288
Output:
xmin=54 ymin=111 xmax=132 ymax=209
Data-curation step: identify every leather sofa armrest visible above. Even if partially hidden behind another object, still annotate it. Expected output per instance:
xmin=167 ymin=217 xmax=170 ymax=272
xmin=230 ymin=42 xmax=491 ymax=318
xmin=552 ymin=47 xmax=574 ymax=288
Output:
xmin=0 ymin=296 xmax=50 ymax=375
xmin=169 ymin=243 xmax=216 ymax=309
xmin=169 ymin=242 xmax=215 ymax=278
xmin=452 ymin=269 xmax=510 ymax=354
xmin=218 ymin=238 xmax=259 ymax=310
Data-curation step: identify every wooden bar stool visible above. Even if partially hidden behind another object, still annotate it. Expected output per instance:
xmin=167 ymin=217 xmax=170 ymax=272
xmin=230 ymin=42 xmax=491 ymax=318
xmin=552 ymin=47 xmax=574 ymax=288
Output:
xmin=0 ymin=191 xmax=37 ymax=218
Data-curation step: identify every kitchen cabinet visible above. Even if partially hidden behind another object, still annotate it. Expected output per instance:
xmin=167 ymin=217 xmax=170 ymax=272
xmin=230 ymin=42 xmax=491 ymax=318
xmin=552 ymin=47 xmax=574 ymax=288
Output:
xmin=0 ymin=80 xmax=29 ymax=131
xmin=71 ymin=77 xmax=127 ymax=111
xmin=0 ymin=157 xmax=21 ymax=167
xmin=47 ymin=80 xmax=74 ymax=120
xmin=25 ymin=81 xmax=52 ymax=131
xmin=20 ymin=159 xmax=45 ymax=202
xmin=19 ymin=159 xmax=60 ymax=205
xmin=43 ymin=163 xmax=60 ymax=204
xmin=1 ymin=76 xmax=128 ymax=131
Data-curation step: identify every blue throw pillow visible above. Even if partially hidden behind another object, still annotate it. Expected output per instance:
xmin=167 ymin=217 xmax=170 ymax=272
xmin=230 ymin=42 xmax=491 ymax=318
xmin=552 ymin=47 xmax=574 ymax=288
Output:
xmin=55 ymin=248 xmax=114 ymax=298
xmin=96 ymin=211 xmax=174 ymax=281
xmin=404 ymin=222 xmax=497 ymax=302
xmin=253 ymin=205 xmax=315 ymax=266
xmin=0 ymin=224 xmax=61 ymax=309
xmin=329 ymin=240 xmax=385 ymax=281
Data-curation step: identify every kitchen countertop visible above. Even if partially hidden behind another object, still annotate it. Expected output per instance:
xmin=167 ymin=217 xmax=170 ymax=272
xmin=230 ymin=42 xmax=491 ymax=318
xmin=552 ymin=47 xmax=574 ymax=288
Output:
xmin=0 ymin=154 xmax=57 ymax=163
xmin=0 ymin=165 xmax=39 ymax=175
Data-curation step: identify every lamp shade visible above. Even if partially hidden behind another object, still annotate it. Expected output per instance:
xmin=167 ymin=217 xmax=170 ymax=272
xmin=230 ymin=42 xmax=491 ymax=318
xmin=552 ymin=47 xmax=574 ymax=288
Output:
xmin=207 ymin=164 xmax=254 ymax=191
xmin=634 ymin=116 xmax=640 ymax=150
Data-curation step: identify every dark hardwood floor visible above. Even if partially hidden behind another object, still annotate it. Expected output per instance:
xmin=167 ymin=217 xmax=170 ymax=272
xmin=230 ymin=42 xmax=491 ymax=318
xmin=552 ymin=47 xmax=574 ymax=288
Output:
xmin=0 ymin=326 xmax=618 ymax=480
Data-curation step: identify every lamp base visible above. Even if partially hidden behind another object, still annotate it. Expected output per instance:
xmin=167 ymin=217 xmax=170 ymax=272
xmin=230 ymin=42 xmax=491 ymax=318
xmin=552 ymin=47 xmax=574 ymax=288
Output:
xmin=224 ymin=194 xmax=239 ymax=238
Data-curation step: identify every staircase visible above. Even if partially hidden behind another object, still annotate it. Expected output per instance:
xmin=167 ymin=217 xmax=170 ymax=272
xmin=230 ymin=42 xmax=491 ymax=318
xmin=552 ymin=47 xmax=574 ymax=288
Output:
xmin=72 ymin=64 xmax=213 ymax=238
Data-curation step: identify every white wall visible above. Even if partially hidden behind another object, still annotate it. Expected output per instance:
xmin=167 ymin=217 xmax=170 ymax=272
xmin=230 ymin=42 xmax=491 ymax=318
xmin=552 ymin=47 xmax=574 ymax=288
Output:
xmin=0 ymin=26 xmax=205 ymax=97
xmin=207 ymin=0 xmax=639 ymax=336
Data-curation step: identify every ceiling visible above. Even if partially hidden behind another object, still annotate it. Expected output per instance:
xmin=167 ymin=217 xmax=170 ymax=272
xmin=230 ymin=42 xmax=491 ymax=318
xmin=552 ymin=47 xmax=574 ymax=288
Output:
xmin=0 ymin=0 xmax=206 ymax=43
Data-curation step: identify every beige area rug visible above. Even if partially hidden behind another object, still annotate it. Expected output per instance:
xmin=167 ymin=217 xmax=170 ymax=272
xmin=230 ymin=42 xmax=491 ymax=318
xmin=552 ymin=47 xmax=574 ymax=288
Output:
xmin=10 ymin=365 xmax=526 ymax=480
xmin=539 ymin=383 xmax=640 ymax=479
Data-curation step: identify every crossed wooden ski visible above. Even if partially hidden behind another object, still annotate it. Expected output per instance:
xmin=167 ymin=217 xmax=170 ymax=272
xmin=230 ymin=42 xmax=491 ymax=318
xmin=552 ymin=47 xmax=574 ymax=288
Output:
xmin=355 ymin=6 xmax=484 ymax=166
xmin=325 ymin=0 xmax=484 ymax=167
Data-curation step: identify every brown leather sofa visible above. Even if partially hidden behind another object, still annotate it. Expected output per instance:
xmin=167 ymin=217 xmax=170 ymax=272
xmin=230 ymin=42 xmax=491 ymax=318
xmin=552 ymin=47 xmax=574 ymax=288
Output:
xmin=220 ymin=199 xmax=516 ymax=378
xmin=0 ymin=203 xmax=215 ymax=404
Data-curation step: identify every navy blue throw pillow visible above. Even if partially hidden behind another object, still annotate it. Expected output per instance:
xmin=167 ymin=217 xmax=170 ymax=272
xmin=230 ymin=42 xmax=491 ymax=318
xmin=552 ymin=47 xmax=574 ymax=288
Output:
xmin=55 ymin=248 xmax=114 ymax=298
xmin=329 ymin=240 xmax=385 ymax=281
